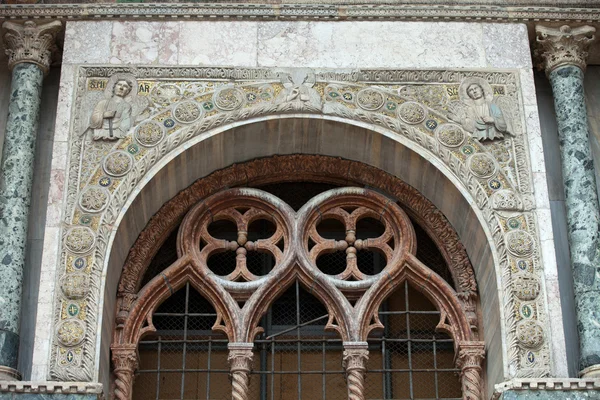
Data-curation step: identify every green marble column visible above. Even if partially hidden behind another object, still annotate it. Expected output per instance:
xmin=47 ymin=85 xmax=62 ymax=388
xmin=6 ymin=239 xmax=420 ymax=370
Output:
xmin=536 ymin=25 xmax=600 ymax=378
xmin=0 ymin=20 xmax=62 ymax=380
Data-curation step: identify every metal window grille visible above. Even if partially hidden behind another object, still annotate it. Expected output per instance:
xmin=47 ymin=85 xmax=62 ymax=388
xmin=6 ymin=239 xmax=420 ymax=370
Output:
xmin=133 ymin=183 xmax=462 ymax=400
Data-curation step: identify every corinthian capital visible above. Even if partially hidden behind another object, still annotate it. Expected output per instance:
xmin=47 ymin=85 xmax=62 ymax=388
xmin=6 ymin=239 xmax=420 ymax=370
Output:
xmin=2 ymin=20 xmax=62 ymax=74
xmin=535 ymin=25 xmax=596 ymax=75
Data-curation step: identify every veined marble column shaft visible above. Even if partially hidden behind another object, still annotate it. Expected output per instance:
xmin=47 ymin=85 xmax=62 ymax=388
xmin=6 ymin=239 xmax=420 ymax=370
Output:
xmin=0 ymin=20 xmax=61 ymax=379
xmin=536 ymin=25 xmax=600 ymax=378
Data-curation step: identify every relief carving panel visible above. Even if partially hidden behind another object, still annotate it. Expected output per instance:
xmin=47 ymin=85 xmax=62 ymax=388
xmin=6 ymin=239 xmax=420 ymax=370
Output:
xmin=50 ymin=66 xmax=547 ymax=381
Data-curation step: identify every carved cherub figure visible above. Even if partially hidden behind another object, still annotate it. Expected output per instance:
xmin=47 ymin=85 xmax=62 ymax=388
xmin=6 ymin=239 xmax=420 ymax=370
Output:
xmin=84 ymin=74 xmax=147 ymax=141
xmin=448 ymin=77 xmax=512 ymax=141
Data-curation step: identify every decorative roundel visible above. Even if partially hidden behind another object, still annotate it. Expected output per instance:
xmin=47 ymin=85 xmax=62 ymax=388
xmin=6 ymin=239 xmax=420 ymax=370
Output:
xmin=151 ymin=83 xmax=182 ymax=105
xmin=78 ymin=186 xmax=110 ymax=213
xmin=103 ymin=151 xmax=133 ymax=177
xmin=435 ymin=123 xmax=466 ymax=148
xmin=213 ymin=87 xmax=245 ymax=111
xmin=135 ymin=121 xmax=165 ymax=147
xmin=506 ymin=230 xmax=535 ymax=258
xmin=65 ymin=227 xmax=95 ymax=254
xmin=356 ymin=88 xmax=385 ymax=111
xmin=467 ymin=153 xmax=497 ymax=179
xmin=516 ymin=320 xmax=545 ymax=349
xmin=56 ymin=319 xmax=86 ymax=347
xmin=397 ymin=101 xmax=427 ymax=125
xmin=173 ymin=101 xmax=203 ymax=124
xmin=60 ymin=273 xmax=90 ymax=299
xmin=513 ymin=276 xmax=541 ymax=301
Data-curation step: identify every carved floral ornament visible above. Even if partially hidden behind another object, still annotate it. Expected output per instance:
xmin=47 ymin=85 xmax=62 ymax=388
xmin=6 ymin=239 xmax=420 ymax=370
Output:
xmin=111 ymin=187 xmax=485 ymax=400
xmin=51 ymin=67 xmax=549 ymax=384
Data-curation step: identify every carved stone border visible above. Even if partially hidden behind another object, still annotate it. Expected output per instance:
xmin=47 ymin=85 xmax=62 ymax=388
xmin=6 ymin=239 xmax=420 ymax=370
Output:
xmin=50 ymin=66 xmax=549 ymax=382
xmin=0 ymin=3 xmax=600 ymax=23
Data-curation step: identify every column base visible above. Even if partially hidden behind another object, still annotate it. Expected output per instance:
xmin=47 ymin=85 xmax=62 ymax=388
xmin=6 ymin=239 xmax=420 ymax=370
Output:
xmin=580 ymin=364 xmax=600 ymax=378
xmin=0 ymin=366 xmax=20 ymax=381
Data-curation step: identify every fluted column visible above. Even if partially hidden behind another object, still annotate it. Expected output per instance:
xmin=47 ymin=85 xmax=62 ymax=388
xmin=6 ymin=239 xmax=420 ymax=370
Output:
xmin=342 ymin=342 xmax=369 ymax=400
xmin=0 ymin=20 xmax=62 ymax=379
xmin=227 ymin=342 xmax=254 ymax=400
xmin=536 ymin=24 xmax=600 ymax=378
xmin=456 ymin=342 xmax=485 ymax=400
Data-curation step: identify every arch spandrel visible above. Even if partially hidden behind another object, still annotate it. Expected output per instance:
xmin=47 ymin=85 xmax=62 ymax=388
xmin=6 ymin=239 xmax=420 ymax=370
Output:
xmin=52 ymin=66 xmax=549 ymax=392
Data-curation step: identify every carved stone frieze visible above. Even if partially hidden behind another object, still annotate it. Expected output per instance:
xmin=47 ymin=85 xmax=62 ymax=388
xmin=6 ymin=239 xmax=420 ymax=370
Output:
xmin=535 ymin=25 xmax=596 ymax=74
xmin=2 ymin=20 xmax=62 ymax=74
xmin=51 ymin=66 xmax=547 ymax=384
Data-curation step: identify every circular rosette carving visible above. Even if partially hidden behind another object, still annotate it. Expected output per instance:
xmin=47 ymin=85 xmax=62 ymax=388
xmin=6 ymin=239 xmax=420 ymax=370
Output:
xmin=516 ymin=320 xmax=545 ymax=349
xmin=506 ymin=230 xmax=535 ymax=258
xmin=103 ymin=151 xmax=133 ymax=177
xmin=179 ymin=189 xmax=294 ymax=288
xmin=151 ymin=83 xmax=182 ymax=105
xmin=78 ymin=186 xmax=110 ymax=213
xmin=467 ymin=153 xmax=497 ymax=179
xmin=298 ymin=188 xmax=415 ymax=293
xmin=56 ymin=320 xmax=86 ymax=347
xmin=435 ymin=123 xmax=466 ymax=148
xmin=173 ymin=101 xmax=203 ymax=124
xmin=135 ymin=121 xmax=165 ymax=147
xmin=65 ymin=227 xmax=95 ymax=254
xmin=397 ymin=101 xmax=427 ymax=125
xmin=356 ymin=88 xmax=385 ymax=111
xmin=60 ymin=273 xmax=90 ymax=299
xmin=213 ymin=87 xmax=245 ymax=111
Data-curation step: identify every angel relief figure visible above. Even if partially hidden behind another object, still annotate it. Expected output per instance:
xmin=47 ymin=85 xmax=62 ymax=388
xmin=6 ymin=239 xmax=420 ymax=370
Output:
xmin=83 ymin=74 xmax=148 ymax=141
xmin=274 ymin=69 xmax=322 ymax=113
xmin=447 ymin=77 xmax=513 ymax=141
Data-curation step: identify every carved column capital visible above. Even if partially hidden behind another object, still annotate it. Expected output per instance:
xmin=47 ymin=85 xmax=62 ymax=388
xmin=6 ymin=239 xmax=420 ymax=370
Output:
xmin=535 ymin=25 xmax=596 ymax=75
xmin=111 ymin=344 xmax=138 ymax=400
xmin=343 ymin=342 xmax=369 ymax=400
xmin=2 ymin=20 xmax=62 ymax=75
xmin=456 ymin=341 xmax=485 ymax=400
xmin=228 ymin=343 xmax=254 ymax=400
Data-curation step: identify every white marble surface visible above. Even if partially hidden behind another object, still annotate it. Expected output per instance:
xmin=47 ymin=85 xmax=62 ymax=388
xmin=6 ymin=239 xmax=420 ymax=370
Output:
xmin=483 ymin=23 xmax=532 ymax=69
xmin=63 ymin=22 xmax=112 ymax=65
xmin=110 ymin=22 xmax=180 ymax=65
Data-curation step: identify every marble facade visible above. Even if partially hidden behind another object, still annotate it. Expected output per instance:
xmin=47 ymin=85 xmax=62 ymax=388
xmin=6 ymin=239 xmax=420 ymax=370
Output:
xmin=0 ymin=7 xmax=599 ymax=400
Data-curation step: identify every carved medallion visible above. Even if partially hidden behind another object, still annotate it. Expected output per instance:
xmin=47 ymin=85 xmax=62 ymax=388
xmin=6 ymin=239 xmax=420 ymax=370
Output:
xmin=491 ymin=189 xmax=523 ymax=211
xmin=513 ymin=276 xmax=541 ymax=301
xmin=506 ymin=230 xmax=535 ymax=258
xmin=151 ymin=83 xmax=182 ymax=105
xmin=214 ymin=87 xmax=245 ymax=111
xmin=65 ymin=227 xmax=95 ymax=254
xmin=103 ymin=151 xmax=133 ymax=177
xmin=60 ymin=273 xmax=90 ymax=299
xmin=79 ymin=186 xmax=110 ymax=213
xmin=435 ymin=123 xmax=466 ymax=148
xmin=516 ymin=320 xmax=545 ymax=349
xmin=356 ymin=88 xmax=385 ymax=111
xmin=397 ymin=101 xmax=427 ymax=125
xmin=173 ymin=101 xmax=203 ymax=124
xmin=56 ymin=320 xmax=86 ymax=347
xmin=467 ymin=153 xmax=497 ymax=179
xmin=134 ymin=121 xmax=165 ymax=147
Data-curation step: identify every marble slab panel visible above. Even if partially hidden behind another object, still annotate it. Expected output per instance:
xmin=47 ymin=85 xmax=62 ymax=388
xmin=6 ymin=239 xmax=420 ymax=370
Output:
xmin=178 ymin=22 xmax=258 ymax=67
xmin=110 ymin=21 xmax=180 ymax=65
xmin=63 ymin=22 xmax=112 ymax=65
xmin=256 ymin=21 xmax=487 ymax=69
xmin=483 ymin=23 xmax=532 ymax=69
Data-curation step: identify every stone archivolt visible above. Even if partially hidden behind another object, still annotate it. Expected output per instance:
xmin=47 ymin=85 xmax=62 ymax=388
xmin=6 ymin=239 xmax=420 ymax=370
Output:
xmin=51 ymin=67 xmax=548 ymax=383
xmin=112 ymin=187 xmax=484 ymax=400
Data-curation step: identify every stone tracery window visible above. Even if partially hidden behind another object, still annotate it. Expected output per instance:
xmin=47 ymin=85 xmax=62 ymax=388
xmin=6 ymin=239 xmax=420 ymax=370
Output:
xmin=113 ymin=182 xmax=484 ymax=400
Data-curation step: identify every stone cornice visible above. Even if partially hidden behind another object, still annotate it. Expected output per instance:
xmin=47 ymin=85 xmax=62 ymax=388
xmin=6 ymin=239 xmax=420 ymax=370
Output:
xmin=0 ymin=3 xmax=599 ymax=22
xmin=535 ymin=24 xmax=596 ymax=74
xmin=0 ymin=381 xmax=103 ymax=395
xmin=492 ymin=378 xmax=600 ymax=399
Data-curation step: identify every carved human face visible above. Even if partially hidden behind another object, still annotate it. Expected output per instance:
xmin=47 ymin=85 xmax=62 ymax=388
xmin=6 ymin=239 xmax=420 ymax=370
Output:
xmin=113 ymin=80 xmax=132 ymax=98
xmin=467 ymin=83 xmax=484 ymax=100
